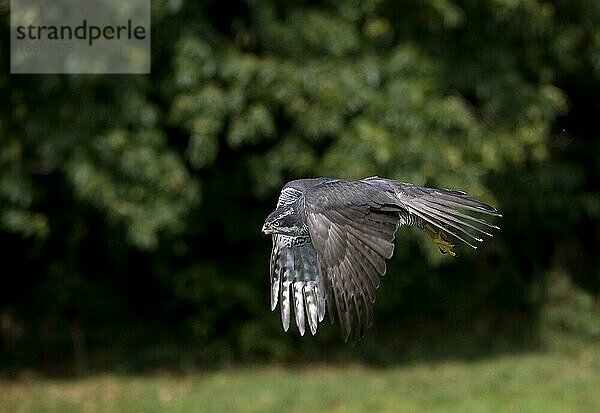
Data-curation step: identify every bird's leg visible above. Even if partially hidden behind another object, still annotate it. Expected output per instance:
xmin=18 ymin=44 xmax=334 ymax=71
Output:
xmin=425 ymin=226 xmax=456 ymax=257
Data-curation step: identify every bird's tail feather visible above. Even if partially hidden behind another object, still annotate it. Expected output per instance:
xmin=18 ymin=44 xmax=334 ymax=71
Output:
xmin=399 ymin=186 xmax=501 ymax=249
xmin=363 ymin=177 xmax=501 ymax=249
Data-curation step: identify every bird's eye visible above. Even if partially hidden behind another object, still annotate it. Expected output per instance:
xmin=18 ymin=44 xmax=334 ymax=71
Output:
xmin=273 ymin=220 xmax=281 ymax=227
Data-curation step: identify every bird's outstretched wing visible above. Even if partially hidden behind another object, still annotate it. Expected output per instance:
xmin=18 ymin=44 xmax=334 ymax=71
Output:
xmin=304 ymin=181 xmax=401 ymax=343
xmin=269 ymin=234 xmax=326 ymax=336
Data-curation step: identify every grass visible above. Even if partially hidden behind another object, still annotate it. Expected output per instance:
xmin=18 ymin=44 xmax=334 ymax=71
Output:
xmin=1 ymin=346 xmax=600 ymax=413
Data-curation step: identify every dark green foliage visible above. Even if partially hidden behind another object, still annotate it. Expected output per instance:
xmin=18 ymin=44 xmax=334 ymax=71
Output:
xmin=1 ymin=0 xmax=598 ymax=374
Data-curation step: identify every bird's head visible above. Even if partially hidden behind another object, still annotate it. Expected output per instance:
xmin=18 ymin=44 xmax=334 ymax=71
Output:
xmin=262 ymin=207 xmax=302 ymax=236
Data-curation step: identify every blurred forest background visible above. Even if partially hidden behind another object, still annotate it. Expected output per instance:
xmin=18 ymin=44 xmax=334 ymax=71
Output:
xmin=1 ymin=0 xmax=599 ymax=377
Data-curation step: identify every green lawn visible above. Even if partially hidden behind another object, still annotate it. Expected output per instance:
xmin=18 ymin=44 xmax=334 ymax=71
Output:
xmin=2 ymin=346 xmax=599 ymax=413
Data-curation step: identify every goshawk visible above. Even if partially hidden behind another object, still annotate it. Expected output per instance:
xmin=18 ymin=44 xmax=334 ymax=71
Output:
xmin=262 ymin=177 xmax=501 ymax=342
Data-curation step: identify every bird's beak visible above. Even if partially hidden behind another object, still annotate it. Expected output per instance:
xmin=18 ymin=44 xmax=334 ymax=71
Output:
xmin=261 ymin=223 xmax=272 ymax=235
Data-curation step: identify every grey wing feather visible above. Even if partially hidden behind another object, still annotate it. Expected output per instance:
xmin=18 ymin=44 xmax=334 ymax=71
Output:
xmin=269 ymin=235 xmax=326 ymax=336
xmin=305 ymin=182 xmax=401 ymax=343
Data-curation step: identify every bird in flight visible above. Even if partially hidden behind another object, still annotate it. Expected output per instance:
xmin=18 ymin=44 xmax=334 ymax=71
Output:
xmin=262 ymin=177 xmax=501 ymax=343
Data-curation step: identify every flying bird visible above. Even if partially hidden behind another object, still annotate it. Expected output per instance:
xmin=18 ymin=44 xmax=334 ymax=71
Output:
xmin=262 ymin=177 xmax=501 ymax=343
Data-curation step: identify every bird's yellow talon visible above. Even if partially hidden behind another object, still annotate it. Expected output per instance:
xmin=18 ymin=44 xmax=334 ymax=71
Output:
xmin=430 ymin=230 xmax=456 ymax=257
